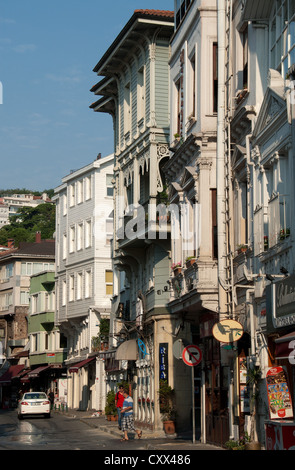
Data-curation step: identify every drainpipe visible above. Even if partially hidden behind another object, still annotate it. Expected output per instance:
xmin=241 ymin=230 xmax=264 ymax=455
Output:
xmin=217 ymin=0 xmax=234 ymax=441
xmin=217 ymin=0 xmax=228 ymax=322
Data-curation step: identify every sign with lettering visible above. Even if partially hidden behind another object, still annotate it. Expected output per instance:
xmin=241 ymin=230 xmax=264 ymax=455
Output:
xmin=267 ymin=276 xmax=295 ymax=331
xmin=159 ymin=343 xmax=168 ymax=382
xmin=275 ymin=275 xmax=295 ymax=327
xmin=266 ymin=366 xmax=293 ymax=420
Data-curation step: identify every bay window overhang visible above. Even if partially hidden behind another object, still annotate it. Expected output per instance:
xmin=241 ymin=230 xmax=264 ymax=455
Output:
xmin=242 ymin=0 xmax=274 ymax=21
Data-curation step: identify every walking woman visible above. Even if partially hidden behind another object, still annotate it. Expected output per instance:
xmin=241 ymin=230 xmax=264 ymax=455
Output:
xmin=120 ymin=389 xmax=142 ymax=441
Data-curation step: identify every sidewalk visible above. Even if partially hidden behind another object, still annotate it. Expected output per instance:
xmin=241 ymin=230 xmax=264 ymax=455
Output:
xmin=54 ymin=409 xmax=223 ymax=451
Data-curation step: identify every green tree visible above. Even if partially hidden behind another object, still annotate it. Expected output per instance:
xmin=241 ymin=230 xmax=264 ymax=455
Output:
xmin=0 ymin=203 xmax=56 ymax=246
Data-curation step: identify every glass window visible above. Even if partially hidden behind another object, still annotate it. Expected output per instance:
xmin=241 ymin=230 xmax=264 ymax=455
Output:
xmin=106 ymin=174 xmax=114 ymax=197
xmin=105 ymin=270 xmax=113 ymax=296
xmin=85 ymin=270 xmax=92 ymax=298
xmin=270 ymin=0 xmax=295 ymax=73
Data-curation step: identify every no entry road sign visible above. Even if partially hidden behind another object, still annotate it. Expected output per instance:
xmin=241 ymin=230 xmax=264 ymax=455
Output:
xmin=182 ymin=344 xmax=202 ymax=367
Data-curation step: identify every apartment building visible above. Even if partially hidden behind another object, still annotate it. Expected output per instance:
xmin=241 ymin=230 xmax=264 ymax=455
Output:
xmin=27 ymin=270 xmax=67 ymax=398
xmin=53 ymin=154 xmax=114 ymax=411
xmin=0 ymin=232 xmax=55 ymax=407
xmin=223 ymin=0 xmax=295 ymax=449
xmin=91 ymin=9 xmax=174 ymax=431
xmin=2 ymin=193 xmax=52 ymax=219
xmin=163 ymin=0 xmax=224 ymax=444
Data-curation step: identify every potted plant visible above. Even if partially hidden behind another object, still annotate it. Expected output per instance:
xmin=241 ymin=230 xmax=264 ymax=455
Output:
xmin=105 ymin=390 xmax=117 ymax=420
xmin=237 ymin=244 xmax=247 ymax=254
xmin=171 ymin=262 xmax=182 ymax=276
xmin=245 ymin=366 xmax=262 ymax=450
xmin=225 ymin=439 xmax=245 ymax=450
xmin=185 ymin=256 xmax=196 ymax=268
xmin=93 ymin=318 xmax=110 ymax=351
xmin=158 ymin=380 xmax=176 ymax=435
xmin=105 ymin=404 xmax=112 ymax=421
xmin=279 ymin=228 xmax=290 ymax=240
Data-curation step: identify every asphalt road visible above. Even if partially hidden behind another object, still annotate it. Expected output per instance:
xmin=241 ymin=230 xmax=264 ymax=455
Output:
xmin=0 ymin=409 xmax=148 ymax=452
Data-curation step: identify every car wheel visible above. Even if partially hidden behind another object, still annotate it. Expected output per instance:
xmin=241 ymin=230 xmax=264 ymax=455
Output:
xmin=18 ymin=413 xmax=23 ymax=420
xmin=45 ymin=413 xmax=51 ymax=419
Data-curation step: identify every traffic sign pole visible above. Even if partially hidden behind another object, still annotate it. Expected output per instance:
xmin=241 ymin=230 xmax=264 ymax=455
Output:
xmin=192 ymin=366 xmax=195 ymax=444
xmin=181 ymin=345 xmax=202 ymax=444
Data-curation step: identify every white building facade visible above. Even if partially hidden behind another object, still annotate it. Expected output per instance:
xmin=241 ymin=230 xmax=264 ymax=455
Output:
xmin=222 ymin=0 xmax=295 ymax=448
xmin=53 ymin=155 xmax=114 ymax=411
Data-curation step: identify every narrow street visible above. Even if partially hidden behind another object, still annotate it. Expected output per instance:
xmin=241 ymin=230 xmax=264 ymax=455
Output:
xmin=0 ymin=409 xmax=148 ymax=451
xmin=0 ymin=409 xmax=223 ymax=463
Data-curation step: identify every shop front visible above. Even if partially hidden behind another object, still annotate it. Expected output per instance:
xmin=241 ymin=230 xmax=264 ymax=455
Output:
xmin=0 ymin=364 xmax=26 ymax=408
xmin=200 ymin=312 xmax=230 ymax=447
xmin=265 ymin=277 xmax=295 ymax=449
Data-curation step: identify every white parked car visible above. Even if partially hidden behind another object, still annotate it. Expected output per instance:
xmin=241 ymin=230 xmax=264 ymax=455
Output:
xmin=17 ymin=392 xmax=51 ymax=419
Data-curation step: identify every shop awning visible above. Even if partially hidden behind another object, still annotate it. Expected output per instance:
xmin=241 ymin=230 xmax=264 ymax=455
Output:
xmin=12 ymin=367 xmax=30 ymax=381
xmin=115 ymin=339 xmax=138 ymax=360
xmin=28 ymin=365 xmax=51 ymax=378
xmin=275 ymin=331 xmax=295 ymax=359
xmin=68 ymin=357 xmax=95 ymax=373
xmin=20 ymin=374 xmax=30 ymax=383
xmin=0 ymin=365 xmax=25 ymax=385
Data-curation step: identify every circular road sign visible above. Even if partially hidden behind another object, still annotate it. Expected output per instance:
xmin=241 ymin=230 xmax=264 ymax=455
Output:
xmin=182 ymin=344 xmax=202 ymax=367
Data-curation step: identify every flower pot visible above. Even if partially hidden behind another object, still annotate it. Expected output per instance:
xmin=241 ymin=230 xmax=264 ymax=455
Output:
xmin=173 ymin=267 xmax=182 ymax=276
xmin=163 ymin=420 xmax=175 ymax=435
xmin=185 ymin=259 xmax=196 ymax=268
xmin=245 ymin=441 xmax=261 ymax=450
xmin=107 ymin=415 xmax=112 ymax=421
xmin=111 ymin=415 xmax=118 ymax=421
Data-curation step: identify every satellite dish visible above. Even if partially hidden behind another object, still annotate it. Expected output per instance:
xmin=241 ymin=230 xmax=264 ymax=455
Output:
xmin=173 ymin=338 xmax=189 ymax=359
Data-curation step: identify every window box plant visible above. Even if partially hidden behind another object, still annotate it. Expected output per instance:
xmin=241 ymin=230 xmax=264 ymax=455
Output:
xmin=171 ymin=262 xmax=182 ymax=276
xmin=185 ymin=256 xmax=196 ymax=268
xmin=279 ymin=228 xmax=290 ymax=241
xmin=237 ymin=244 xmax=247 ymax=254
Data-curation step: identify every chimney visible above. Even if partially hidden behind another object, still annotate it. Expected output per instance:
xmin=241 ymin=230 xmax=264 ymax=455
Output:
xmin=7 ymin=239 xmax=14 ymax=249
xmin=35 ymin=231 xmax=41 ymax=243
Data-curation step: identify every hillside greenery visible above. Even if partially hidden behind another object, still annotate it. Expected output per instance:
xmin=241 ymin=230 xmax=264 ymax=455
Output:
xmin=0 ymin=203 xmax=56 ymax=247
xmin=0 ymin=188 xmax=54 ymax=199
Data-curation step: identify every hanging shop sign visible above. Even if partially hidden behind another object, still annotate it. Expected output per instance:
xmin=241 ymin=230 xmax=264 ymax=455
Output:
xmin=182 ymin=344 xmax=202 ymax=367
xmin=212 ymin=319 xmax=244 ymax=343
xmin=266 ymin=366 xmax=293 ymax=420
xmin=266 ymin=276 xmax=295 ymax=332
xmin=159 ymin=343 xmax=168 ymax=382
xmin=138 ymin=339 xmax=148 ymax=359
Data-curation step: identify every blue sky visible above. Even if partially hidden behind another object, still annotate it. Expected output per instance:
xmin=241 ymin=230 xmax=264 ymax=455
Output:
xmin=0 ymin=1 xmax=173 ymax=192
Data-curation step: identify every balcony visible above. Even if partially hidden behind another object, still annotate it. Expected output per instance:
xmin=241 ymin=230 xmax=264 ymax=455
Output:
xmin=116 ymin=201 xmax=171 ymax=249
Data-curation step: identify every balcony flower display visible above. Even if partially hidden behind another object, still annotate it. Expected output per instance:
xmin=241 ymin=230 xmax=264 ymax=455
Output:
xmin=185 ymin=256 xmax=196 ymax=267
xmin=171 ymin=262 xmax=182 ymax=276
